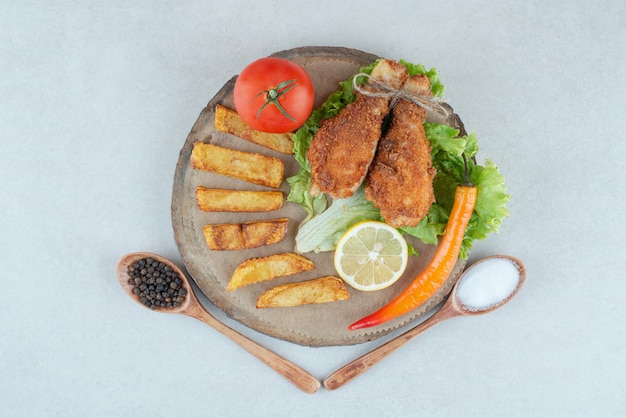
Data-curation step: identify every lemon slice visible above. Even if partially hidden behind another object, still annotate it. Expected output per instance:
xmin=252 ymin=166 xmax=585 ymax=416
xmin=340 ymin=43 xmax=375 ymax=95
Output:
xmin=334 ymin=221 xmax=408 ymax=291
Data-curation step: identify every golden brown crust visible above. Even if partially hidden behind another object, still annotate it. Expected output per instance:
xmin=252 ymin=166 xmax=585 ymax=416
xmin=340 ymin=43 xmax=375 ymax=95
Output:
xmin=307 ymin=94 xmax=388 ymax=198
xmin=256 ymin=276 xmax=350 ymax=308
xmin=306 ymin=59 xmax=409 ymax=198
xmin=190 ymin=142 xmax=284 ymax=188
xmin=202 ymin=218 xmax=288 ymax=251
xmin=195 ymin=187 xmax=283 ymax=212
xmin=214 ymin=104 xmax=294 ymax=154
xmin=227 ymin=253 xmax=315 ymax=291
xmin=365 ymin=74 xmax=436 ymax=228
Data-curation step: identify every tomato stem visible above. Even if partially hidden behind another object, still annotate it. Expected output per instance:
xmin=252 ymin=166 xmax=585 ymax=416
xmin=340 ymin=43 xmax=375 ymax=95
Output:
xmin=254 ymin=79 xmax=298 ymax=122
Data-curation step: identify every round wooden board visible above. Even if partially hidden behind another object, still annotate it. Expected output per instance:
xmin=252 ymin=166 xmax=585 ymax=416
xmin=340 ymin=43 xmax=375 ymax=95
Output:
xmin=171 ymin=46 xmax=467 ymax=346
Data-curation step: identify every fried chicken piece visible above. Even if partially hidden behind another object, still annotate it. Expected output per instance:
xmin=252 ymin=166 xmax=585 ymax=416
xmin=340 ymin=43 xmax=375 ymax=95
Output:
xmin=365 ymin=74 xmax=436 ymax=228
xmin=307 ymin=59 xmax=409 ymax=198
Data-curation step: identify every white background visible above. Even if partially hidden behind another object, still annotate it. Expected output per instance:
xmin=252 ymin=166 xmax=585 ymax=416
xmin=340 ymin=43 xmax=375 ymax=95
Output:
xmin=2 ymin=1 xmax=625 ymax=416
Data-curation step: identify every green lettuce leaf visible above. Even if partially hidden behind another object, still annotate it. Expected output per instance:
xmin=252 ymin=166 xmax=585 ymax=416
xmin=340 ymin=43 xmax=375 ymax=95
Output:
xmin=294 ymin=186 xmax=382 ymax=253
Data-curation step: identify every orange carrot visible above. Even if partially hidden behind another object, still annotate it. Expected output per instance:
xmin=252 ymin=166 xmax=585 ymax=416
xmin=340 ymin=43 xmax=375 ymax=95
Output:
xmin=349 ymin=184 xmax=477 ymax=330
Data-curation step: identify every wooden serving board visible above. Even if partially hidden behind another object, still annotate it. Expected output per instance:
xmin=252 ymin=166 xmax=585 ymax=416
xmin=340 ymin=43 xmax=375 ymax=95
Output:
xmin=171 ymin=46 xmax=467 ymax=346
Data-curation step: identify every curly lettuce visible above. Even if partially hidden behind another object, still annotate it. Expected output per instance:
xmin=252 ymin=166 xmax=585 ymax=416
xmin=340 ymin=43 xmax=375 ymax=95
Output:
xmin=287 ymin=61 xmax=509 ymax=258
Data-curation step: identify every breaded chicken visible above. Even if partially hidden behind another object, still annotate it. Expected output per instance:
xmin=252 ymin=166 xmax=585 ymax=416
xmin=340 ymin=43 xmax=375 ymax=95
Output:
xmin=365 ymin=74 xmax=436 ymax=228
xmin=307 ymin=59 xmax=409 ymax=198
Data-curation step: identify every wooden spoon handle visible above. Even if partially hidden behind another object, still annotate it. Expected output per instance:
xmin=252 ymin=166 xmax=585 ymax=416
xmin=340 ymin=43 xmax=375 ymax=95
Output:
xmin=323 ymin=303 xmax=457 ymax=391
xmin=186 ymin=302 xmax=320 ymax=394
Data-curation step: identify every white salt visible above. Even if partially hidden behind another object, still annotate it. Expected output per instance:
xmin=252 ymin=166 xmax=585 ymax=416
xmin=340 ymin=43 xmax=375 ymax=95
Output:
xmin=455 ymin=257 xmax=521 ymax=311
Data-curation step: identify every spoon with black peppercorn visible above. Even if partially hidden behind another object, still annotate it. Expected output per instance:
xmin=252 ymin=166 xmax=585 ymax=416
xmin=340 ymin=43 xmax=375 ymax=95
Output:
xmin=323 ymin=255 xmax=526 ymax=391
xmin=116 ymin=252 xmax=320 ymax=394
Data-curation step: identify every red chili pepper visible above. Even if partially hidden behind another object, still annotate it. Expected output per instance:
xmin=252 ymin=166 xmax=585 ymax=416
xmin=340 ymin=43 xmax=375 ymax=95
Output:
xmin=349 ymin=183 xmax=477 ymax=330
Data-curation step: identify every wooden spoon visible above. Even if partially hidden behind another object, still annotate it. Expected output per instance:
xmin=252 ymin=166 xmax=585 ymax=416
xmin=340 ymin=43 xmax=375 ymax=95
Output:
xmin=323 ymin=255 xmax=526 ymax=391
xmin=116 ymin=252 xmax=320 ymax=394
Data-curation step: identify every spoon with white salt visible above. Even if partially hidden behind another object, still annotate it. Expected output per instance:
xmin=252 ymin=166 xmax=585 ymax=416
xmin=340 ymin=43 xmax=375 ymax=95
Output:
xmin=324 ymin=255 xmax=526 ymax=391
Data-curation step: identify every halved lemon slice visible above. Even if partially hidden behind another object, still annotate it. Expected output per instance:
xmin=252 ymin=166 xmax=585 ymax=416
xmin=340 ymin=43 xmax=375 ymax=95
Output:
xmin=333 ymin=221 xmax=408 ymax=291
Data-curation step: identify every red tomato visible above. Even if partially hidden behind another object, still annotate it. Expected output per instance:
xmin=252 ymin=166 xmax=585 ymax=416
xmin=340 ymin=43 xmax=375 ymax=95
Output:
xmin=233 ymin=57 xmax=315 ymax=133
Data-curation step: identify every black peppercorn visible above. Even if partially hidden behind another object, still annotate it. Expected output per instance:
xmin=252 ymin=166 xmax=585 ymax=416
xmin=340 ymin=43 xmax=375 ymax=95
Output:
xmin=127 ymin=257 xmax=188 ymax=310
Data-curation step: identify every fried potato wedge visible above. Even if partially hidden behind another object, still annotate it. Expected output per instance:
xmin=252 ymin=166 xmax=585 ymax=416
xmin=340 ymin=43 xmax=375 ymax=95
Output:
xmin=190 ymin=142 xmax=284 ymax=188
xmin=256 ymin=276 xmax=350 ymax=308
xmin=196 ymin=187 xmax=283 ymax=212
xmin=214 ymin=104 xmax=294 ymax=154
xmin=203 ymin=218 xmax=288 ymax=250
xmin=227 ymin=253 xmax=314 ymax=292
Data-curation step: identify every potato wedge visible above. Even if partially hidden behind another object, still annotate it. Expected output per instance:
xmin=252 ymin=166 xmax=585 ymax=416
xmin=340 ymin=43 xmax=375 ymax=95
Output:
xmin=214 ymin=104 xmax=294 ymax=154
xmin=203 ymin=218 xmax=288 ymax=250
xmin=227 ymin=253 xmax=314 ymax=292
xmin=190 ymin=142 xmax=284 ymax=188
xmin=256 ymin=276 xmax=350 ymax=308
xmin=196 ymin=187 xmax=283 ymax=212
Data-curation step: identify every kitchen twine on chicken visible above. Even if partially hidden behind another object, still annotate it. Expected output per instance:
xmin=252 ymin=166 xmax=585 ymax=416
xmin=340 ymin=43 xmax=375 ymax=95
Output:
xmin=352 ymin=73 xmax=451 ymax=118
